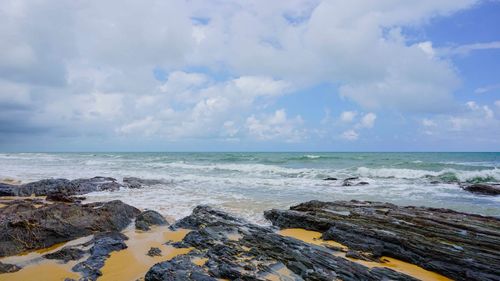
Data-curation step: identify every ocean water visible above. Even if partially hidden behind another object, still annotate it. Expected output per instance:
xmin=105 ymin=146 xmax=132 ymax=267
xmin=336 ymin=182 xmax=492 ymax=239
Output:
xmin=1 ymin=152 xmax=499 ymax=223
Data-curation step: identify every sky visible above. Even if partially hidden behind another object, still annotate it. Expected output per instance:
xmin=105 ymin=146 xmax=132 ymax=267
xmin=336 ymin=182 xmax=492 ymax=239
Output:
xmin=0 ymin=0 xmax=499 ymax=152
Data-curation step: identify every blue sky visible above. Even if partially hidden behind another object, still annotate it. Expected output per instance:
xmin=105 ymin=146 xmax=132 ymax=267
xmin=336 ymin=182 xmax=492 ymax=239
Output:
xmin=0 ymin=0 xmax=499 ymax=152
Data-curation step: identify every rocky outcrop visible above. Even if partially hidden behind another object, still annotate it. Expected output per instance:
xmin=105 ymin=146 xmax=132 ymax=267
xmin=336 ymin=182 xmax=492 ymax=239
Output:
xmin=0 ymin=200 xmax=139 ymax=257
xmin=44 ymin=247 xmax=86 ymax=263
xmin=123 ymin=177 xmax=163 ymax=189
xmin=0 ymin=177 xmax=121 ymax=197
xmin=145 ymin=205 xmax=417 ymax=281
xmin=461 ymin=183 xmax=500 ymax=195
xmin=147 ymin=247 xmax=162 ymax=257
xmin=135 ymin=210 xmax=168 ymax=231
xmin=146 ymin=256 xmax=216 ymax=281
xmin=264 ymin=200 xmax=500 ymax=281
xmin=72 ymin=232 xmax=128 ymax=281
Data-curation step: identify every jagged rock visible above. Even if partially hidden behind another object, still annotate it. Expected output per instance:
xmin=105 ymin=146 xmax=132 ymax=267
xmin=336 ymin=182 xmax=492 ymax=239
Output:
xmin=154 ymin=205 xmax=416 ymax=281
xmin=461 ymin=183 xmax=500 ymax=196
xmin=135 ymin=210 xmax=168 ymax=231
xmin=0 ymin=177 xmax=121 ymax=197
xmin=72 ymin=232 xmax=128 ymax=281
xmin=0 ymin=200 xmax=139 ymax=257
xmin=147 ymin=247 xmax=162 ymax=257
xmin=46 ymin=192 xmax=77 ymax=203
xmin=44 ymin=247 xmax=86 ymax=262
xmin=323 ymin=177 xmax=338 ymax=181
xmin=264 ymin=200 xmax=500 ymax=281
xmin=0 ymin=261 xmax=22 ymax=273
xmin=146 ymin=256 xmax=216 ymax=281
xmin=123 ymin=177 xmax=163 ymax=189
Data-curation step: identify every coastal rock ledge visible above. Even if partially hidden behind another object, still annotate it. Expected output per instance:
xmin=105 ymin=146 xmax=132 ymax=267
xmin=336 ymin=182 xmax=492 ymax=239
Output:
xmin=264 ymin=200 xmax=500 ymax=281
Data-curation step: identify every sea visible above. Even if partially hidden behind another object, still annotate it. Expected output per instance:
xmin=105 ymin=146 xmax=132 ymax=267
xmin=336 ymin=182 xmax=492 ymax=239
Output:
xmin=1 ymin=152 xmax=499 ymax=223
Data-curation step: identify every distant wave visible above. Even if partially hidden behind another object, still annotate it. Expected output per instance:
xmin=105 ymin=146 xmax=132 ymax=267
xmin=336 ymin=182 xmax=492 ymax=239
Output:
xmin=356 ymin=167 xmax=499 ymax=182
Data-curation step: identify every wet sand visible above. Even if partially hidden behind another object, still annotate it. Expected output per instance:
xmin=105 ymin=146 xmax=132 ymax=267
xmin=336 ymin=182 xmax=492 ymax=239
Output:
xmin=279 ymin=228 xmax=451 ymax=281
xmin=98 ymin=225 xmax=191 ymax=281
xmin=0 ymin=225 xmax=191 ymax=281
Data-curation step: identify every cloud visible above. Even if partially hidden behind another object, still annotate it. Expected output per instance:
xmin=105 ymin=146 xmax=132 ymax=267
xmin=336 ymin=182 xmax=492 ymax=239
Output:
xmin=442 ymin=41 xmax=500 ymax=56
xmin=246 ymin=109 xmax=305 ymax=142
xmin=341 ymin=129 xmax=359 ymax=141
xmin=474 ymin=84 xmax=500 ymax=94
xmin=340 ymin=111 xmax=357 ymax=123
xmin=0 ymin=0 xmax=489 ymax=148
xmin=357 ymin=113 xmax=377 ymax=128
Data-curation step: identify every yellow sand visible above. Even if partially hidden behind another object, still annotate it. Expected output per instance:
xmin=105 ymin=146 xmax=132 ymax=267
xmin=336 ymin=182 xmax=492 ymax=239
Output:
xmin=0 ymin=261 xmax=80 ymax=281
xmin=278 ymin=228 xmax=451 ymax=281
xmin=97 ymin=226 xmax=192 ymax=281
xmin=192 ymin=257 xmax=209 ymax=266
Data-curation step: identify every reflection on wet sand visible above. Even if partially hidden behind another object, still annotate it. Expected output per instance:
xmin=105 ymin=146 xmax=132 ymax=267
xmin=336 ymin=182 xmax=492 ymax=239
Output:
xmin=278 ymin=228 xmax=451 ymax=281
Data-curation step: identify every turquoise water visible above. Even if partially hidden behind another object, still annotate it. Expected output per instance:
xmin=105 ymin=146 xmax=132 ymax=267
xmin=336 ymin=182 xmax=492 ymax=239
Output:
xmin=1 ymin=152 xmax=499 ymax=222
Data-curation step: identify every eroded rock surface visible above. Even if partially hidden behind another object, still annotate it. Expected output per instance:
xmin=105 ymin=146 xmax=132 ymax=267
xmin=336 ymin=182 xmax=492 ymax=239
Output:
xmin=44 ymin=247 xmax=86 ymax=263
xmin=0 ymin=200 xmax=139 ymax=257
xmin=146 ymin=205 xmax=417 ymax=281
xmin=265 ymin=200 xmax=500 ymax=281
xmin=0 ymin=177 xmax=121 ymax=197
xmin=135 ymin=210 xmax=168 ymax=231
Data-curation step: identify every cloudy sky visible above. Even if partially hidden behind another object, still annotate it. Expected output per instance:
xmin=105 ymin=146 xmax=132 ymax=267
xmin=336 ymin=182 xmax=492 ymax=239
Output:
xmin=1 ymin=0 xmax=499 ymax=151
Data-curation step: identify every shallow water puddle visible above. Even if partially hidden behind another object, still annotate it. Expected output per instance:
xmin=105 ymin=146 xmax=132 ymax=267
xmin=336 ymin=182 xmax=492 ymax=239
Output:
xmin=97 ymin=226 xmax=191 ymax=281
xmin=278 ymin=228 xmax=451 ymax=281
xmin=191 ymin=257 xmax=209 ymax=266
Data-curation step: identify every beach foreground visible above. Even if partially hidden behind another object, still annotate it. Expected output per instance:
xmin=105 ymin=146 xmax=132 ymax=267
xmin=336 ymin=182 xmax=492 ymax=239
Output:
xmin=0 ymin=177 xmax=499 ymax=281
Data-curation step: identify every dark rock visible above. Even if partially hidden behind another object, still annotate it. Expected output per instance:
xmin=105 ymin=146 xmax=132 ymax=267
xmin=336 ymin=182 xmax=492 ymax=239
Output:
xmin=44 ymin=247 xmax=86 ymax=262
xmin=265 ymin=200 xmax=500 ymax=281
xmin=46 ymin=192 xmax=76 ymax=203
xmin=0 ymin=200 xmax=139 ymax=257
xmin=72 ymin=232 xmax=128 ymax=281
xmin=0 ymin=261 xmax=22 ymax=273
xmin=430 ymin=180 xmax=440 ymax=184
xmin=0 ymin=177 xmax=121 ymax=197
xmin=323 ymin=177 xmax=338 ymax=181
xmin=461 ymin=183 xmax=500 ymax=196
xmin=136 ymin=210 xmax=168 ymax=231
xmin=163 ymin=205 xmax=416 ymax=281
xmin=147 ymin=247 xmax=162 ymax=257
xmin=123 ymin=177 xmax=163 ymax=189
xmin=145 ymin=256 xmax=216 ymax=281
xmin=344 ymin=177 xmax=359 ymax=181
xmin=357 ymin=181 xmax=369 ymax=185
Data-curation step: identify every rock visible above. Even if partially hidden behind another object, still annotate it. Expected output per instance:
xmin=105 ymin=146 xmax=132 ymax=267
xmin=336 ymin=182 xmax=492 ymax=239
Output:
xmin=430 ymin=180 xmax=440 ymax=184
xmin=123 ymin=177 xmax=163 ymax=189
xmin=135 ymin=210 xmax=168 ymax=231
xmin=323 ymin=177 xmax=338 ymax=181
xmin=72 ymin=232 xmax=128 ymax=281
xmin=0 ymin=261 xmax=22 ymax=273
xmin=44 ymin=247 xmax=86 ymax=262
xmin=461 ymin=183 xmax=500 ymax=196
xmin=46 ymin=192 xmax=77 ymax=203
xmin=147 ymin=247 xmax=162 ymax=257
xmin=344 ymin=177 xmax=359 ymax=181
xmin=145 ymin=256 xmax=216 ymax=281
xmin=264 ymin=200 xmax=500 ymax=281
xmin=157 ymin=205 xmax=416 ymax=281
xmin=357 ymin=181 xmax=369 ymax=185
xmin=0 ymin=200 xmax=139 ymax=257
xmin=0 ymin=177 xmax=121 ymax=197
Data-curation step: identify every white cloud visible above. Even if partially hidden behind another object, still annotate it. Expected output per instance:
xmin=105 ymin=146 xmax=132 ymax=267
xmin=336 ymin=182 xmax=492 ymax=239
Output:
xmin=341 ymin=129 xmax=359 ymax=141
xmin=442 ymin=41 xmax=500 ymax=56
xmin=0 ymin=0 xmax=488 ymax=146
xmin=357 ymin=113 xmax=377 ymax=128
xmin=246 ymin=109 xmax=305 ymax=142
xmin=340 ymin=111 xmax=357 ymax=123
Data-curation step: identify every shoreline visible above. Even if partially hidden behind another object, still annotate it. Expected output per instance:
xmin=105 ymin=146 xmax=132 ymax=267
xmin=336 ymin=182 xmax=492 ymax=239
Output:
xmin=1 ymin=176 xmax=499 ymax=280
